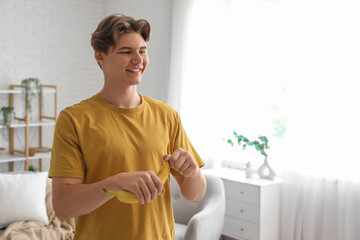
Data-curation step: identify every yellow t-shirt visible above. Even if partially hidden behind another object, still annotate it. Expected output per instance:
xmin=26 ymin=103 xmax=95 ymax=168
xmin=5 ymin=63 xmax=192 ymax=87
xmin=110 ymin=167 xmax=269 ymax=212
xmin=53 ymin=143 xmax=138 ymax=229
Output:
xmin=49 ymin=94 xmax=204 ymax=240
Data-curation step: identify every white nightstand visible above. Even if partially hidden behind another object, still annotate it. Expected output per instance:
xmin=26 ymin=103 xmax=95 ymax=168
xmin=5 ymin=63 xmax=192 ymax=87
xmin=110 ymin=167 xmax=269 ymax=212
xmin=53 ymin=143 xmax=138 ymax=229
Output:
xmin=202 ymin=168 xmax=283 ymax=240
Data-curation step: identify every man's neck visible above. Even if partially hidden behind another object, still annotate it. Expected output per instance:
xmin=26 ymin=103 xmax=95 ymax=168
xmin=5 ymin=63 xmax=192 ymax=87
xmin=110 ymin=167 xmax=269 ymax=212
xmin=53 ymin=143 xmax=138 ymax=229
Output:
xmin=98 ymin=84 xmax=141 ymax=109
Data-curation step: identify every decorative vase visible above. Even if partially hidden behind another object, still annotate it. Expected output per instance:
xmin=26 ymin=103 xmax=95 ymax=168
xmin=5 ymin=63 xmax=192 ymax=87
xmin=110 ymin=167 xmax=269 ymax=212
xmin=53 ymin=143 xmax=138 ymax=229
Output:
xmin=257 ymin=156 xmax=276 ymax=180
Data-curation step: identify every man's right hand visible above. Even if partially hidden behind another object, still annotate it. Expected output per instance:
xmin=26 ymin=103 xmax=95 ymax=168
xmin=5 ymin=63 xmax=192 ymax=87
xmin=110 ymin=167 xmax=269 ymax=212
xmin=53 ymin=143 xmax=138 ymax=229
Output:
xmin=110 ymin=171 xmax=165 ymax=204
xmin=52 ymin=170 xmax=164 ymax=220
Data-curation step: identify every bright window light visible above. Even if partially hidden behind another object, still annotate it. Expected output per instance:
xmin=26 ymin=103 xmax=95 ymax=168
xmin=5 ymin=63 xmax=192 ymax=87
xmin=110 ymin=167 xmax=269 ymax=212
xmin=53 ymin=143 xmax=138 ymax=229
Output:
xmin=178 ymin=0 xmax=360 ymax=179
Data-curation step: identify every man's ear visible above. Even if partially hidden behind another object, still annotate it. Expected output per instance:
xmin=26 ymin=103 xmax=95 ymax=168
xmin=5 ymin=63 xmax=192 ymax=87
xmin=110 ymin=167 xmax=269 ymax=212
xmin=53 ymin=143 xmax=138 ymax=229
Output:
xmin=94 ymin=51 xmax=105 ymax=68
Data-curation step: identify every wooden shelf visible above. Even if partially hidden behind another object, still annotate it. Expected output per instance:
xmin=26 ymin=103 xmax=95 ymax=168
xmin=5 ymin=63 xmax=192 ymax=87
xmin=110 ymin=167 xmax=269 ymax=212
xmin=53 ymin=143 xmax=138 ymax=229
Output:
xmin=0 ymin=90 xmax=21 ymax=94
xmin=0 ymin=152 xmax=51 ymax=164
xmin=0 ymin=120 xmax=55 ymax=129
xmin=0 ymin=84 xmax=57 ymax=171
xmin=0 ymin=89 xmax=56 ymax=94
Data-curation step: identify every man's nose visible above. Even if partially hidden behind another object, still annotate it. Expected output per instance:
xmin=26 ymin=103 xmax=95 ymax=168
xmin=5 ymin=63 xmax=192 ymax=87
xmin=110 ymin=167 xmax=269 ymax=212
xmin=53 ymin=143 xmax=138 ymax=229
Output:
xmin=132 ymin=52 xmax=143 ymax=64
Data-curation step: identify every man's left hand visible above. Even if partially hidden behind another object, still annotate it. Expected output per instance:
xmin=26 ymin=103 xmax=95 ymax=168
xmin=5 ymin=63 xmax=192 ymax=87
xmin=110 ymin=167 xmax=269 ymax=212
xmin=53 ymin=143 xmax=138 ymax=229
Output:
xmin=163 ymin=148 xmax=199 ymax=178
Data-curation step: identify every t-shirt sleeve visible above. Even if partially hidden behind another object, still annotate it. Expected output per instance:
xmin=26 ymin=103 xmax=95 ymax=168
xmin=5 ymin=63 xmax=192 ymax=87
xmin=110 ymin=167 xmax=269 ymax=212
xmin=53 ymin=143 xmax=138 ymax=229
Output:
xmin=170 ymin=111 xmax=205 ymax=177
xmin=48 ymin=110 xmax=86 ymax=179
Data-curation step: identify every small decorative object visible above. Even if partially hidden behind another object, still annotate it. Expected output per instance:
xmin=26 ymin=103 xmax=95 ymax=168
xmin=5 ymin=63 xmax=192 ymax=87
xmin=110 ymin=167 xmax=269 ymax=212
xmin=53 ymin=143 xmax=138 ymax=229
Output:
xmin=21 ymin=78 xmax=42 ymax=115
xmin=257 ymin=156 xmax=276 ymax=180
xmin=0 ymin=147 xmax=6 ymax=156
xmin=28 ymin=165 xmax=37 ymax=171
xmin=1 ymin=106 xmax=15 ymax=141
xmin=29 ymin=148 xmax=37 ymax=157
xmin=245 ymin=162 xmax=256 ymax=178
xmin=1 ymin=106 xmax=15 ymax=126
xmin=225 ymin=131 xmax=276 ymax=180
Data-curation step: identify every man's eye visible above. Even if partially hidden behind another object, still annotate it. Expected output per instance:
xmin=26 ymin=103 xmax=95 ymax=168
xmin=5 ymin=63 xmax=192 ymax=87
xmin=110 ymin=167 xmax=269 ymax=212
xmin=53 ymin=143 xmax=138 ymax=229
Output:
xmin=140 ymin=51 xmax=147 ymax=54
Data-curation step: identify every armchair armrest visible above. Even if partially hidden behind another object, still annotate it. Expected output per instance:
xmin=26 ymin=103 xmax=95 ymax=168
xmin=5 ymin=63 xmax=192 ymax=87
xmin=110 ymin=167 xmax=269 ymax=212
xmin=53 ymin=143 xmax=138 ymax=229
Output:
xmin=185 ymin=176 xmax=225 ymax=240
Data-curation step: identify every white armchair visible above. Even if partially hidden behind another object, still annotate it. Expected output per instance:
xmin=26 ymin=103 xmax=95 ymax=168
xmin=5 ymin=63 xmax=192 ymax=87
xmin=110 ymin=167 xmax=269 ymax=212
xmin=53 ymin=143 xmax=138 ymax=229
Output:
xmin=171 ymin=173 xmax=226 ymax=240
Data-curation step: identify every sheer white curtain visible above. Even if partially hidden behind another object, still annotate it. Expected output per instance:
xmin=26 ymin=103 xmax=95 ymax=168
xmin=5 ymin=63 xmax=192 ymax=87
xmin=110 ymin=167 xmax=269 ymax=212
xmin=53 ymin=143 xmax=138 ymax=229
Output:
xmin=168 ymin=0 xmax=360 ymax=239
xmin=281 ymin=170 xmax=360 ymax=240
xmin=168 ymin=0 xmax=360 ymax=176
xmin=168 ymin=0 xmax=274 ymax=168
xmin=280 ymin=0 xmax=360 ymax=179
xmin=166 ymin=0 xmax=194 ymax=112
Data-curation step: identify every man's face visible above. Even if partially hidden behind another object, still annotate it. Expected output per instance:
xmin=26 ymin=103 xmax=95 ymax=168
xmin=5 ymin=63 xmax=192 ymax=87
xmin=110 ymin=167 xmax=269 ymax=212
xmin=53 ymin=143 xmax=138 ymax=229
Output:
xmin=100 ymin=32 xmax=149 ymax=87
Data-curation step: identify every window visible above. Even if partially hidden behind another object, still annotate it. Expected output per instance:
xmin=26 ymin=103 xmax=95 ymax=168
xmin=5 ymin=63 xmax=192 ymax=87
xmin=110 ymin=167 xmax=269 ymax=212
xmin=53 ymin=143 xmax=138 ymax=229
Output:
xmin=174 ymin=0 xmax=360 ymax=178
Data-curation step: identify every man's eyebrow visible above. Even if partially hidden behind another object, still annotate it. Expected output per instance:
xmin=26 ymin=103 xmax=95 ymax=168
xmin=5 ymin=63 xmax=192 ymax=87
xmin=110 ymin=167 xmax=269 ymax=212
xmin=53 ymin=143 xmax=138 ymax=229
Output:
xmin=117 ymin=46 xmax=147 ymax=51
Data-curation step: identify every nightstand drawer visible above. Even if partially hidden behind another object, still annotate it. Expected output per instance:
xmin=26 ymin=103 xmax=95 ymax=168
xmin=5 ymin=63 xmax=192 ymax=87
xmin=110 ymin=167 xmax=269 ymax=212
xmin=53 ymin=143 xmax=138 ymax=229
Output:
xmin=226 ymin=198 xmax=260 ymax=223
xmin=223 ymin=216 xmax=259 ymax=240
xmin=223 ymin=179 xmax=260 ymax=205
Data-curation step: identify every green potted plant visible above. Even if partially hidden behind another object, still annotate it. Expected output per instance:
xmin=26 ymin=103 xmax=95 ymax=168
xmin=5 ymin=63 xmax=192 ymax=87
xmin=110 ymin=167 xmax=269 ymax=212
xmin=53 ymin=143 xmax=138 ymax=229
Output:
xmin=1 ymin=106 xmax=15 ymax=150
xmin=28 ymin=165 xmax=37 ymax=172
xmin=225 ymin=131 xmax=276 ymax=179
xmin=21 ymin=78 xmax=42 ymax=115
xmin=1 ymin=106 xmax=15 ymax=127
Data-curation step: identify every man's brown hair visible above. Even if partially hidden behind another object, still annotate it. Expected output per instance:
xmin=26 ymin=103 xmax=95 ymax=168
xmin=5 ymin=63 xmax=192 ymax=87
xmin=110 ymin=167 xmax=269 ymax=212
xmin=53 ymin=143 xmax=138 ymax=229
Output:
xmin=91 ymin=14 xmax=151 ymax=68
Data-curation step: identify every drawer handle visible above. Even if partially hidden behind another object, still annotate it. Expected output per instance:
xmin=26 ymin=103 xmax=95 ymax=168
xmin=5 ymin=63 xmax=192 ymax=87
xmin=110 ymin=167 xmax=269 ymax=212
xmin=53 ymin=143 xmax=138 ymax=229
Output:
xmin=240 ymin=209 xmax=244 ymax=213
xmin=240 ymin=227 xmax=244 ymax=231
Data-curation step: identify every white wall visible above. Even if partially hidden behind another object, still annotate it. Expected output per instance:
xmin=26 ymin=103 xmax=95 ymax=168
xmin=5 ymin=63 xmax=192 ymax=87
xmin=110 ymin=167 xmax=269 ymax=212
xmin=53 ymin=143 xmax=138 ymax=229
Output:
xmin=104 ymin=0 xmax=173 ymax=101
xmin=0 ymin=0 xmax=173 ymax=116
xmin=0 ymin=0 xmax=105 ymax=171
xmin=0 ymin=0 xmax=105 ymax=111
xmin=0 ymin=0 xmax=173 ymax=172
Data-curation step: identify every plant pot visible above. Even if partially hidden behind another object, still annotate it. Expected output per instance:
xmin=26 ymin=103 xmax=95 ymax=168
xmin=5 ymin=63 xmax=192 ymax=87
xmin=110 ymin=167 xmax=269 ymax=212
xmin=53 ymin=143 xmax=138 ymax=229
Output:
xmin=0 ymin=148 xmax=6 ymax=156
xmin=29 ymin=148 xmax=37 ymax=156
xmin=1 ymin=107 xmax=15 ymax=126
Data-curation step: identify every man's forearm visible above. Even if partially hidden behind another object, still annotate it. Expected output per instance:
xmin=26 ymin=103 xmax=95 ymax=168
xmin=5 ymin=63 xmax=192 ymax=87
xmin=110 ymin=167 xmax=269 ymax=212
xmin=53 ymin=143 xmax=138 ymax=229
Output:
xmin=164 ymin=150 xmax=207 ymax=202
xmin=179 ymin=171 xmax=207 ymax=202
xmin=52 ymin=176 xmax=114 ymax=220
xmin=53 ymin=169 xmax=166 ymax=219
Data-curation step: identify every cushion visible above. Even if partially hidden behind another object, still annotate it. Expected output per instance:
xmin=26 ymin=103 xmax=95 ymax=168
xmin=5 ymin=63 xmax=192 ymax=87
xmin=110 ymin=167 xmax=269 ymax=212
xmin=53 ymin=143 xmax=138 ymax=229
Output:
xmin=0 ymin=171 xmax=49 ymax=229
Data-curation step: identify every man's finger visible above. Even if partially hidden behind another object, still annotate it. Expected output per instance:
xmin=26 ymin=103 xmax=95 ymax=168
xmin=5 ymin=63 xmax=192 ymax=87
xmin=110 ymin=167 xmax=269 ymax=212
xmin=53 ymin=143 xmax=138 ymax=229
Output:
xmin=178 ymin=161 xmax=190 ymax=174
xmin=174 ymin=152 xmax=187 ymax=172
xmin=133 ymin=187 xmax=144 ymax=205
xmin=140 ymin=182 xmax=152 ymax=204
xmin=163 ymin=154 xmax=171 ymax=162
xmin=183 ymin=165 xmax=198 ymax=177
xmin=151 ymin=173 xmax=164 ymax=196
xmin=171 ymin=148 xmax=183 ymax=162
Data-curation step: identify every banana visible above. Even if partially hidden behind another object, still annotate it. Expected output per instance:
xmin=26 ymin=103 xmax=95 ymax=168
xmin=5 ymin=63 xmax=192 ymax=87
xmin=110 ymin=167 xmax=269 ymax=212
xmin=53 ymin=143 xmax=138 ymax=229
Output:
xmin=106 ymin=162 xmax=171 ymax=204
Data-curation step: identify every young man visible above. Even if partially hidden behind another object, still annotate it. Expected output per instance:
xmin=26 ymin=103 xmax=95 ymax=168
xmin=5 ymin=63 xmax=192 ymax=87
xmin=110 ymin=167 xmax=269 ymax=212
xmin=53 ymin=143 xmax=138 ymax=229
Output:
xmin=49 ymin=14 xmax=206 ymax=240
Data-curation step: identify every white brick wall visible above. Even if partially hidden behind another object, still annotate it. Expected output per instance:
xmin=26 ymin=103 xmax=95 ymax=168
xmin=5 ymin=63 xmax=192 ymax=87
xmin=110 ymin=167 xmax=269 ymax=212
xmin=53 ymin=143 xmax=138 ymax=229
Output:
xmin=0 ymin=0 xmax=173 ymax=172
xmin=0 ymin=0 xmax=105 ymax=110
xmin=0 ymin=0 xmax=105 ymax=172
